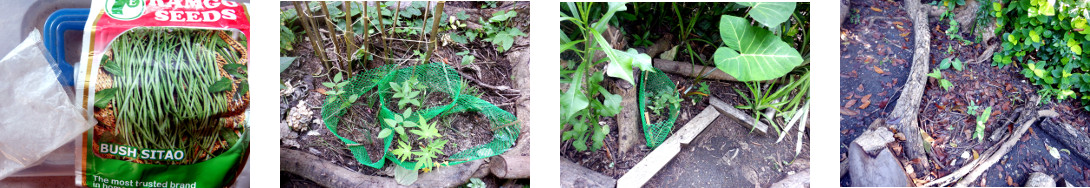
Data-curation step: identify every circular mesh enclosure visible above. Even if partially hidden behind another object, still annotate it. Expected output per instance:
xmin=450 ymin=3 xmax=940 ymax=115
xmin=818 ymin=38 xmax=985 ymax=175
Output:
xmin=637 ymin=69 xmax=679 ymax=149
xmin=321 ymin=63 xmax=520 ymax=170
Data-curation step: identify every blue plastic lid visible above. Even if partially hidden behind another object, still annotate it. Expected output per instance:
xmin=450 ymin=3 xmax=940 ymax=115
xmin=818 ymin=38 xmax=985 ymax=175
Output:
xmin=44 ymin=8 xmax=88 ymax=86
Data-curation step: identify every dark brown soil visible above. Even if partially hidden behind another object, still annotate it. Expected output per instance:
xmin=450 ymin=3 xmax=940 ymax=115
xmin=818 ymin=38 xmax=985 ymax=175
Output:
xmin=840 ymin=0 xmax=1090 ymax=186
xmin=560 ymin=70 xmax=812 ymax=186
xmin=649 ymin=117 xmax=810 ymax=187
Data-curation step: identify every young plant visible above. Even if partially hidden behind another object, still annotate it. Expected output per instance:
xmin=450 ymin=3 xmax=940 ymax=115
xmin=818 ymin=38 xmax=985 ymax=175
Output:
xmin=973 ymin=106 xmax=992 ymax=142
xmin=465 ymin=178 xmax=486 ymax=188
xmin=928 ymin=68 xmax=954 ymax=91
xmin=711 ymin=3 xmax=808 ymax=134
xmin=323 ymin=73 xmax=346 ymax=96
xmin=928 ymin=57 xmax=963 ymax=91
xmin=479 ymin=10 xmax=526 ymax=52
xmin=379 ymin=108 xmax=418 ymax=139
xmin=631 ymin=31 xmax=653 ymax=47
xmin=456 ymin=50 xmax=476 ymax=65
xmin=688 ymin=81 xmax=710 ymax=104
xmin=648 ymin=91 xmax=682 ymax=118
xmin=391 ymin=78 xmax=426 ymax=110
xmin=560 ymin=2 xmax=653 ymax=152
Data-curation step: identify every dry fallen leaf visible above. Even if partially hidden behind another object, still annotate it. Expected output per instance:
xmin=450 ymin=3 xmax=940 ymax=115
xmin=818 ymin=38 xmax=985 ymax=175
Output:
xmin=845 ymin=99 xmax=858 ymax=109
xmin=871 ymin=7 xmax=883 ymax=12
xmin=1007 ymin=175 xmax=1015 ymax=186
xmin=317 ymin=88 xmax=328 ymax=95
xmin=873 ymin=65 xmax=885 ymax=74
xmin=973 ymin=150 xmax=980 ymax=160
xmin=859 ymin=94 xmax=872 ymax=109
xmin=900 ymin=32 xmax=911 ymax=37
xmin=841 ymin=108 xmax=859 ymax=116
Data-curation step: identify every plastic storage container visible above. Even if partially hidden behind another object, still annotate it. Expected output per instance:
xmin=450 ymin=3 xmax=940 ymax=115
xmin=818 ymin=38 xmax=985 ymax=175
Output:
xmin=43 ymin=8 xmax=87 ymax=86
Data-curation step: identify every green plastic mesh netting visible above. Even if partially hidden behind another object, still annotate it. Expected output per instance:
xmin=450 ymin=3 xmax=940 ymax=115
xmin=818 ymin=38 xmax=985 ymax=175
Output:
xmin=638 ymin=69 xmax=679 ymax=149
xmin=320 ymin=63 xmax=520 ymax=170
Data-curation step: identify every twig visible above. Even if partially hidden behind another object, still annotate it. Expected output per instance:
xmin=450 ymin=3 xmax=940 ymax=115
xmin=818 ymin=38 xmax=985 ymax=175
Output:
xmin=924 ymin=106 xmax=1056 ymax=187
xmin=968 ymin=43 xmax=998 ymax=65
xmin=454 ymin=69 xmax=521 ymax=94
xmin=795 ymin=111 xmax=807 ymax=156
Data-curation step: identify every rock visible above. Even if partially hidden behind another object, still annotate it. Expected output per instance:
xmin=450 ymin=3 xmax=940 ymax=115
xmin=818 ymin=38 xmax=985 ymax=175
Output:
xmin=852 ymin=128 xmax=895 ymax=155
xmin=308 ymin=148 xmax=322 ymax=155
xmin=307 ymin=130 xmax=320 ymax=136
xmin=282 ymin=139 xmax=300 ymax=148
xmin=288 ymin=102 xmax=313 ymax=132
xmin=840 ymin=0 xmax=850 ymax=24
xmin=847 ymin=143 xmax=910 ymax=187
xmin=1025 ymin=172 xmax=1055 ymax=187
xmin=281 ymin=122 xmax=298 ymax=140
xmin=770 ymin=168 xmax=809 ymax=188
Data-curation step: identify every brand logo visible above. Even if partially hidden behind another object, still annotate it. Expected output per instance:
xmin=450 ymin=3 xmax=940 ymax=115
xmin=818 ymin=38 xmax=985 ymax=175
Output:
xmin=105 ymin=0 xmax=146 ymax=20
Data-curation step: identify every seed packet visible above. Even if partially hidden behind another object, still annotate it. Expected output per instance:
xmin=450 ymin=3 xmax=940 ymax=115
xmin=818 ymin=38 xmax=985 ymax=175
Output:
xmin=75 ymin=0 xmax=250 ymax=187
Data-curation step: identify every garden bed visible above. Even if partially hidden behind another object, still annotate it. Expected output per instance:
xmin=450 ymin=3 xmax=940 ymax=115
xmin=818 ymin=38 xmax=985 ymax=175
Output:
xmin=840 ymin=0 xmax=1090 ymax=186
xmin=559 ymin=2 xmax=810 ymax=187
xmin=279 ymin=1 xmax=530 ymax=187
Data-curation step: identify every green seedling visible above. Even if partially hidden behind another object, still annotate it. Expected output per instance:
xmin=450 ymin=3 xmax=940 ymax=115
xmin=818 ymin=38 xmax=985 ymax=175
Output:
xmin=973 ymin=106 xmax=992 ymax=142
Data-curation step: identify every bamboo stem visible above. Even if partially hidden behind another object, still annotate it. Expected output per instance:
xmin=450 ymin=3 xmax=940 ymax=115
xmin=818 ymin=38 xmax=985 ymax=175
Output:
xmin=342 ymin=1 xmax=357 ymax=76
xmin=319 ymin=2 xmax=342 ymax=69
xmin=375 ymin=1 xmax=391 ymax=64
xmin=292 ymin=2 xmax=329 ymax=64
xmin=423 ymin=1 xmax=445 ymax=64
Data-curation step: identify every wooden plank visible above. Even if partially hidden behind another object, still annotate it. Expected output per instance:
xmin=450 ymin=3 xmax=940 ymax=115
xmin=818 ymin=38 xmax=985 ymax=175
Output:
xmin=617 ymin=107 xmax=720 ymax=187
xmin=710 ymin=97 xmax=769 ymax=134
xmin=560 ymin=158 xmax=616 ymax=188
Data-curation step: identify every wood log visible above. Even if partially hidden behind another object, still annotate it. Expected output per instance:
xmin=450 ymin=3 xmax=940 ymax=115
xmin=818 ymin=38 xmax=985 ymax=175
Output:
xmin=281 ymin=149 xmax=484 ymax=188
xmin=653 ymin=59 xmax=741 ymax=81
xmin=617 ymin=107 xmax=720 ymax=187
xmin=281 ymin=149 xmax=402 ymax=187
xmin=1038 ymin=118 xmax=1090 ymax=163
xmin=560 ymin=158 xmax=616 ymax=188
xmin=495 ymin=35 xmax=533 ymax=180
xmin=709 ymin=97 xmax=769 ymax=134
xmin=489 ymin=155 xmax=530 ymax=179
xmin=770 ymin=168 xmax=810 ymax=188
xmin=615 ymin=70 xmax=640 ymax=155
xmin=890 ymin=0 xmax=933 ymax=174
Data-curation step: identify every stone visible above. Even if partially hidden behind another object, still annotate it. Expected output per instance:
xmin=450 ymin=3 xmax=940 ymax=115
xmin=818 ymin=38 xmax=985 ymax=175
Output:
xmin=847 ymin=143 xmax=910 ymax=187
xmin=1025 ymin=172 xmax=1055 ymax=187
xmin=852 ymin=128 xmax=895 ymax=155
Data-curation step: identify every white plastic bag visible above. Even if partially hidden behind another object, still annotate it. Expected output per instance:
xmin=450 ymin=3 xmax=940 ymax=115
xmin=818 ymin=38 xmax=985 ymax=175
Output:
xmin=0 ymin=30 xmax=90 ymax=179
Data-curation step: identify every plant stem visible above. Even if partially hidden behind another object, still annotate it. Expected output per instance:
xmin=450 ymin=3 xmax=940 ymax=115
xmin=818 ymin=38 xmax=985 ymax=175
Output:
xmin=342 ymin=1 xmax=357 ymax=76
xmin=293 ymin=2 xmax=329 ymax=65
xmin=319 ymin=2 xmax=343 ymax=74
xmin=424 ymin=1 xmax=445 ymax=64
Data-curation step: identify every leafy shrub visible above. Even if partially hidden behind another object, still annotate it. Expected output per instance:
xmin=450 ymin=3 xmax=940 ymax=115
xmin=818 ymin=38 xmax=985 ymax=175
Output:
xmin=992 ymin=0 xmax=1090 ymax=109
xmin=560 ymin=2 xmax=653 ymax=152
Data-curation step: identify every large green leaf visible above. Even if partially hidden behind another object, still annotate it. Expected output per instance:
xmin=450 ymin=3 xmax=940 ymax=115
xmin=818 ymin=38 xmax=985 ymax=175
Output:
xmin=280 ymin=57 xmax=298 ymax=73
xmin=714 ymin=15 xmax=804 ymax=81
xmin=737 ymin=2 xmax=796 ymax=28
xmin=560 ymin=67 xmax=589 ymax=122
xmin=591 ymin=29 xmax=654 ymax=84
